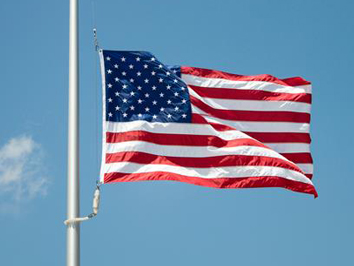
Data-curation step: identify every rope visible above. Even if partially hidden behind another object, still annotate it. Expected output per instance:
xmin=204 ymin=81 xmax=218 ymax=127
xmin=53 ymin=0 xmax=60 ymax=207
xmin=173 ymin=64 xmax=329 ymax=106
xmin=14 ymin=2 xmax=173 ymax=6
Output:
xmin=93 ymin=31 xmax=100 ymax=178
xmin=91 ymin=0 xmax=101 ymax=181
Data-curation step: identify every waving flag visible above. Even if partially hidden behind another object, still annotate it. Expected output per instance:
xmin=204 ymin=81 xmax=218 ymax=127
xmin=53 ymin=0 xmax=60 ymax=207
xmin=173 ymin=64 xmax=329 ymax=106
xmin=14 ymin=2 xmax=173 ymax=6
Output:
xmin=181 ymin=67 xmax=314 ymax=180
xmin=99 ymin=50 xmax=317 ymax=197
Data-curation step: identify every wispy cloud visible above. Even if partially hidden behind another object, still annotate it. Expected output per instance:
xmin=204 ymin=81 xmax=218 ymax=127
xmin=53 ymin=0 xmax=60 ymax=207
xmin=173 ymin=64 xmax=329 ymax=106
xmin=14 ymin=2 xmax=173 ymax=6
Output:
xmin=0 ymin=136 xmax=49 ymax=213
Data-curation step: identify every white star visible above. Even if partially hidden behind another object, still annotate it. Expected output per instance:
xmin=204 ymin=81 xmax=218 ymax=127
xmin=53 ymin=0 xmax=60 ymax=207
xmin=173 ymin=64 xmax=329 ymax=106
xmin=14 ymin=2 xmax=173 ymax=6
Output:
xmin=167 ymin=100 xmax=172 ymax=104
xmin=108 ymin=112 xmax=113 ymax=117
xmin=145 ymin=93 xmax=150 ymax=98
xmin=129 ymin=64 xmax=134 ymax=69
xmin=130 ymin=78 xmax=134 ymax=83
xmin=174 ymin=79 xmax=178 ymax=83
xmin=123 ymin=113 xmax=128 ymax=117
xmin=130 ymin=91 xmax=135 ymax=96
xmin=138 ymin=99 xmax=143 ymax=104
xmin=182 ymin=99 xmax=187 ymax=104
xmin=174 ymin=92 xmax=179 ymax=96
xmin=151 ymin=57 xmax=156 ymax=61
xmin=174 ymin=106 xmax=179 ymax=111
xmin=108 ymin=98 xmax=113 ymax=102
xmin=152 ymin=100 xmax=157 ymax=105
xmin=138 ymin=113 xmax=142 ymax=117
xmin=166 ymin=85 xmax=171 ymax=90
xmin=137 ymin=86 xmax=142 ymax=90
xmin=122 ymin=71 xmax=126 ymax=76
xmin=115 ymin=92 xmax=120 ymax=96
xmin=122 ymin=84 xmax=127 ymax=89
xmin=107 ymin=69 xmax=112 ymax=74
xmin=121 ymin=57 xmax=126 ymax=62
xmin=114 ymin=64 xmax=119 ymax=69
xmin=181 ymin=87 xmax=186 ymax=91
xmin=151 ymin=71 xmax=156 ymax=76
xmin=159 ymin=78 xmax=163 ymax=83
xmin=144 ymin=79 xmax=149 ymax=83
xmin=160 ymin=107 xmax=165 ymax=112
xmin=159 ymin=93 xmax=164 ymax=97
xmin=152 ymin=115 xmax=157 ymax=119
xmin=107 ymin=83 xmax=112 ymax=88
xmin=145 ymin=107 xmax=150 ymax=112
xmin=143 ymin=64 xmax=148 ymax=69
xmin=173 ymin=70 xmax=177 ymax=74
xmin=166 ymin=72 xmax=170 ymax=76
xmin=106 ymin=56 xmax=111 ymax=61
xmin=130 ymin=106 xmax=135 ymax=111
xmin=122 ymin=98 xmax=127 ymax=103
xmin=115 ymin=106 xmax=120 ymax=110
xmin=136 ymin=57 xmax=141 ymax=61
xmin=152 ymin=86 xmax=157 ymax=90
xmin=137 ymin=72 xmax=141 ymax=76
xmin=158 ymin=64 xmax=163 ymax=68
xmin=182 ymin=114 xmax=187 ymax=118
xmin=115 ymin=77 xmax=119 ymax=82
xmin=167 ymin=114 xmax=172 ymax=118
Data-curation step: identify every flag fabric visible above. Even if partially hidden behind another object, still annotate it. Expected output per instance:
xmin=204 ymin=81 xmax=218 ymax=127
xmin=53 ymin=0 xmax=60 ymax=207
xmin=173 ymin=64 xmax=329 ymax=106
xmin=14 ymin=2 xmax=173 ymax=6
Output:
xmin=99 ymin=50 xmax=317 ymax=197
xmin=180 ymin=67 xmax=314 ymax=181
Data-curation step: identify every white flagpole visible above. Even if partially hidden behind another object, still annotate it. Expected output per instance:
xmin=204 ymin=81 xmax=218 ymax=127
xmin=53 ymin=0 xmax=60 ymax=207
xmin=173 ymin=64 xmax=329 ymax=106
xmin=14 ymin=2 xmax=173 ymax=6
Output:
xmin=66 ymin=0 xmax=80 ymax=265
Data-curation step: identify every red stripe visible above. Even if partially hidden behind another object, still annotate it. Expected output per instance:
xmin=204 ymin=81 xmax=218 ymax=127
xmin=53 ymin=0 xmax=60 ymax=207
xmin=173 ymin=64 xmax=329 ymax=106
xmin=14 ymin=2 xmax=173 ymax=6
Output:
xmin=189 ymin=85 xmax=312 ymax=104
xmin=181 ymin=67 xmax=311 ymax=87
xmin=192 ymin=114 xmax=235 ymax=131
xmin=280 ymin=153 xmax=313 ymax=164
xmin=106 ymin=131 xmax=268 ymax=149
xmin=106 ymin=151 xmax=303 ymax=173
xmin=245 ymin=132 xmax=311 ymax=144
xmin=305 ymin=174 xmax=313 ymax=180
xmin=191 ymin=96 xmax=311 ymax=123
xmin=104 ymin=171 xmax=317 ymax=197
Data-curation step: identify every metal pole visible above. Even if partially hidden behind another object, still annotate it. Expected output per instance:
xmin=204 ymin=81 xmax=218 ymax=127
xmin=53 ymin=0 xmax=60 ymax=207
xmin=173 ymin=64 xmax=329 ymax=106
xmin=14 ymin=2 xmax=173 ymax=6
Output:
xmin=66 ymin=0 xmax=80 ymax=265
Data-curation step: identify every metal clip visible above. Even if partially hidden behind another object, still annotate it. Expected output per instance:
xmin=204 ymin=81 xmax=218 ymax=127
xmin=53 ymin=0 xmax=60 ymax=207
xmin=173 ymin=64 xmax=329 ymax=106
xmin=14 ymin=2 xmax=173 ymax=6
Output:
xmin=93 ymin=28 xmax=99 ymax=51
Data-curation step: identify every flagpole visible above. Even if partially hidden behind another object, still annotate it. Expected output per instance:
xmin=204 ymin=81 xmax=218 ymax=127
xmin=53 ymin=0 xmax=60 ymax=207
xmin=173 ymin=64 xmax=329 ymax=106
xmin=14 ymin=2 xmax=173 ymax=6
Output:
xmin=66 ymin=0 xmax=80 ymax=265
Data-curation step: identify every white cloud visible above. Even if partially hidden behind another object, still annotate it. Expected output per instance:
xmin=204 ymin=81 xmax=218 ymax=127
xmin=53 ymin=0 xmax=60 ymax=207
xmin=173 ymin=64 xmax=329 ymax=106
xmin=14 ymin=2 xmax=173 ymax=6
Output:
xmin=0 ymin=136 xmax=49 ymax=212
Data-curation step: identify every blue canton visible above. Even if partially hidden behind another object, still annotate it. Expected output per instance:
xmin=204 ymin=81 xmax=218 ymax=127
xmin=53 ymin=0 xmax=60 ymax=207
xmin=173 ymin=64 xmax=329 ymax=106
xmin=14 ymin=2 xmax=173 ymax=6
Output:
xmin=102 ymin=50 xmax=192 ymax=123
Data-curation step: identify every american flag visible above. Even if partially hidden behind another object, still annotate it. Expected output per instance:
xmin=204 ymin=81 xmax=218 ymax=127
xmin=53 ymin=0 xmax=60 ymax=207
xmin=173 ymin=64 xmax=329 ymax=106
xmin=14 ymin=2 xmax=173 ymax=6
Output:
xmin=99 ymin=50 xmax=317 ymax=197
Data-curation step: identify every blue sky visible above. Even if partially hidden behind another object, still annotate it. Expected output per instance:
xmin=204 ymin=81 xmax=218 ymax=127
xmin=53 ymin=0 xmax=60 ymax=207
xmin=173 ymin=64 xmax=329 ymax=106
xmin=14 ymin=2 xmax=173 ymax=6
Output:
xmin=1 ymin=0 xmax=353 ymax=265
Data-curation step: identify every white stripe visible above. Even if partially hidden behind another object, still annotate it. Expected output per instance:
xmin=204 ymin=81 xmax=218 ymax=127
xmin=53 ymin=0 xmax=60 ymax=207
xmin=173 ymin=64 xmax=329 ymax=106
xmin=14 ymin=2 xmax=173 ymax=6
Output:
xmin=297 ymin=163 xmax=313 ymax=174
xmin=106 ymin=141 xmax=288 ymax=162
xmin=192 ymin=106 xmax=310 ymax=133
xmin=106 ymin=121 xmax=253 ymax=140
xmin=104 ymin=162 xmax=313 ymax=185
xmin=189 ymin=88 xmax=311 ymax=113
xmin=266 ymin=143 xmax=311 ymax=153
xmin=182 ymin=74 xmax=312 ymax=94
